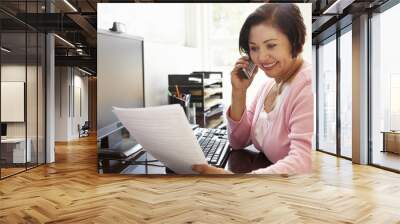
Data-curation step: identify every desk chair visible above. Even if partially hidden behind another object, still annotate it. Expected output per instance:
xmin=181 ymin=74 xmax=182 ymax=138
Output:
xmin=78 ymin=121 xmax=90 ymax=138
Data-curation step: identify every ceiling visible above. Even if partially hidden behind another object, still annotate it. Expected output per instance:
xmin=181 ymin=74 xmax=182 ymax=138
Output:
xmin=0 ymin=0 xmax=98 ymax=74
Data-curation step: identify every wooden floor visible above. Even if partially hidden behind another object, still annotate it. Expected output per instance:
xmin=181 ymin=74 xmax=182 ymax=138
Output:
xmin=1 ymin=164 xmax=46 ymax=178
xmin=372 ymin=150 xmax=400 ymax=171
xmin=1 ymin=167 xmax=26 ymax=178
xmin=1 ymin=135 xmax=400 ymax=223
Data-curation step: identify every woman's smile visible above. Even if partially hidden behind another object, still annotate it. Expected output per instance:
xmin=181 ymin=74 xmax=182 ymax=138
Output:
xmin=260 ymin=61 xmax=278 ymax=70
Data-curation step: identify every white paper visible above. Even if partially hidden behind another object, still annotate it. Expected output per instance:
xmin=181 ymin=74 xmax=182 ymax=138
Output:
xmin=112 ymin=104 xmax=206 ymax=174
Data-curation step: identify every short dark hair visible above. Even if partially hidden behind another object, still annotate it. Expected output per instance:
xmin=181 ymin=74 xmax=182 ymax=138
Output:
xmin=239 ymin=3 xmax=306 ymax=58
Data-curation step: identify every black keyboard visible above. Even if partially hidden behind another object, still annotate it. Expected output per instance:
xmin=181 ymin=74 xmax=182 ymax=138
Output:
xmin=194 ymin=128 xmax=230 ymax=168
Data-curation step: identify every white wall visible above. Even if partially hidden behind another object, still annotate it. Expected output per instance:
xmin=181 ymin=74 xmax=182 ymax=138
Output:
xmin=72 ymin=74 xmax=89 ymax=137
xmin=55 ymin=67 xmax=69 ymax=141
xmin=98 ymin=4 xmax=186 ymax=46
xmin=1 ymin=64 xmax=46 ymax=163
xmin=55 ymin=67 xmax=89 ymax=141
xmin=144 ymin=42 xmax=201 ymax=106
xmin=300 ymin=3 xmax=313 ymax=65
xmin=1 ymin=65 xmax=34 ymax=137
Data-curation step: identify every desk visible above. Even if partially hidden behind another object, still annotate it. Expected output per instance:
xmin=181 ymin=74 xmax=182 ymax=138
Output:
xmin=381 ymin=131 xmax=400 ymax=154
xmin=119 ymin=146 xmax=272 ymax=175
xmin=1 ymin=138 xmax=31 ymax=164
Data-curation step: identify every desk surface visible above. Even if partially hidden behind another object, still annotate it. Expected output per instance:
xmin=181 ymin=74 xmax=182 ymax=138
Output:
xmin=120 ymin=147 xmax=272 ymax=175
xmin=1 ymin=138 xmax=28 ymax=143
xmin=381 ymin=131 xmax=400 ymax=134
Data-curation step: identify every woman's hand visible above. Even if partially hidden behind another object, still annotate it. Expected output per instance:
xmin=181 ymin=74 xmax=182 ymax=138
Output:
xmin=192 ymin=164 xmax=233 ymax=175
xmin=231 ymin=56 xmax=258 ymax=92
xmin=229 ymin=56 xmax=258 ymax=121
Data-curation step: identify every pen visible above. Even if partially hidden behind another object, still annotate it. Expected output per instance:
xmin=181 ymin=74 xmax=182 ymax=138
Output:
xmin=175 ymin=85 xmax=180 ymax=99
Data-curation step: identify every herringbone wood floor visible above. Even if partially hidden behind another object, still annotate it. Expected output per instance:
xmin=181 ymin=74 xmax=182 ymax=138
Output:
xmin=1 ymin=135 xmax=400 ymax=223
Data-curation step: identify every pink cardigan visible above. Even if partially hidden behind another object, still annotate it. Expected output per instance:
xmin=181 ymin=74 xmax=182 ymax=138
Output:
xmin=227 ymin=62 xmax=314 ymax=175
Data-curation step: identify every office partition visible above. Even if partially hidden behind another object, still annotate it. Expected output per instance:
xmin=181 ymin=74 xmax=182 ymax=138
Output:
xmin=0 ymin=2 xmax=47 ymax=179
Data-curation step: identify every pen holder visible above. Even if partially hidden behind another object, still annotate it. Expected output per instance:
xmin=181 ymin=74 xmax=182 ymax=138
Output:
xmin=169 ymin=94 xmax=191 ymax=118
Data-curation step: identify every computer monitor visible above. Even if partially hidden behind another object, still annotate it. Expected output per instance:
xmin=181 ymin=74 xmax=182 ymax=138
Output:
xmin=97 ymin=30 xmax=145 ymax=139
xmin=1 ymin=123 xmax=7 ymax=137
xmin=97 ymin=30 xmax=145 ymax=173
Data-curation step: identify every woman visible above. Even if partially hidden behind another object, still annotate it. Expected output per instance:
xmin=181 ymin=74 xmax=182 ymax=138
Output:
xmin=193 ymin=3 xmax=314 ymax=175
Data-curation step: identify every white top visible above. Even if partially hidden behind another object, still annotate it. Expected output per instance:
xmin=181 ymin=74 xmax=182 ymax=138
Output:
xmin=253 ymin=83 xmax=289 ymax=148
xmin=1 ymin=138 xmax=28 ymax=143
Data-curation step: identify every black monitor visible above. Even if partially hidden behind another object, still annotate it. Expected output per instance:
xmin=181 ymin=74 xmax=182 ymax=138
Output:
xmin=1 ymin=123 xmax=7 ymax=137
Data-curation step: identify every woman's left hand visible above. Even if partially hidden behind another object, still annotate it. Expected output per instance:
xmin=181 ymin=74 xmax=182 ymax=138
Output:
xmin=192 ymin=164 xmax=233 ymax=174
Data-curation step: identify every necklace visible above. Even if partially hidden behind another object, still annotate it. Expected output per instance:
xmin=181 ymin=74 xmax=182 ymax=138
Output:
xmin=263 ymin=59 xmax=303 ymax=113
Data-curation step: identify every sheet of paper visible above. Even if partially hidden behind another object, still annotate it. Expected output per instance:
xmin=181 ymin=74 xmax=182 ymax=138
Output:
xmin=112 ymin=104 xmax=206 ymax=174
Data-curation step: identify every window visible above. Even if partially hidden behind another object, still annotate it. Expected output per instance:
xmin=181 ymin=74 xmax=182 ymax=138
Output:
xmin=204 ymin=3 xmax=265 ymax=108
xmin=371 ymin=3 xmax=400 ymax=171
xmin=317 ymin=36 xmax=337 ymax=154
xmin=339 ymin=27 xmax=352 ymax=158
xmin=390 ymin=74 xmax=400 ymax=130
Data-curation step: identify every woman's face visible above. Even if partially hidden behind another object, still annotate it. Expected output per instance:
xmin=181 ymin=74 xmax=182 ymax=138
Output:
xmin=248 ymin=23 xmax=296 ymax=80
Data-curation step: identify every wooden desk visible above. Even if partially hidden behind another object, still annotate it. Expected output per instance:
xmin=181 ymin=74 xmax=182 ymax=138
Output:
xmin=381 ymin=131 xmax=400 ymax=154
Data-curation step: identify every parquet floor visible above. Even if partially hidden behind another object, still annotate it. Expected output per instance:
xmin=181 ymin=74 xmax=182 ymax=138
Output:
xmin=372 ymin=150 xmax=400 ymax=171
xmin=1 ymin=167 xmax=26 ymax=178
xmin=1 ymin=135 xmax=400 ymax=223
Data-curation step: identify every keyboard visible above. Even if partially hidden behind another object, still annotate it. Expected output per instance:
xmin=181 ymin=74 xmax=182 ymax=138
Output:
xmin=194 ymin=128 xmax=230 ymax=168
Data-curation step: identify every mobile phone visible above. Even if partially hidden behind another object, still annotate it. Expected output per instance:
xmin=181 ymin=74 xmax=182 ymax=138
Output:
xmin=240 ymin=60 xmax=256 ymax=79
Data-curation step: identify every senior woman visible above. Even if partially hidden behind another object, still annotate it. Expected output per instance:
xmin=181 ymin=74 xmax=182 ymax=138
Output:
xmin=193 ymin=3 xmax=314 ymax=175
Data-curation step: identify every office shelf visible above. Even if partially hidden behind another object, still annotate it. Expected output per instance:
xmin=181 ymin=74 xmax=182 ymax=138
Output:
xmin=168 ymin=71 xmax=224 ymax=128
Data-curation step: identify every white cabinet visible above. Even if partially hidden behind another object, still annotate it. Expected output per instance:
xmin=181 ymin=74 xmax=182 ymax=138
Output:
xmin=1 ymin=138 xmax=31 ymax=163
